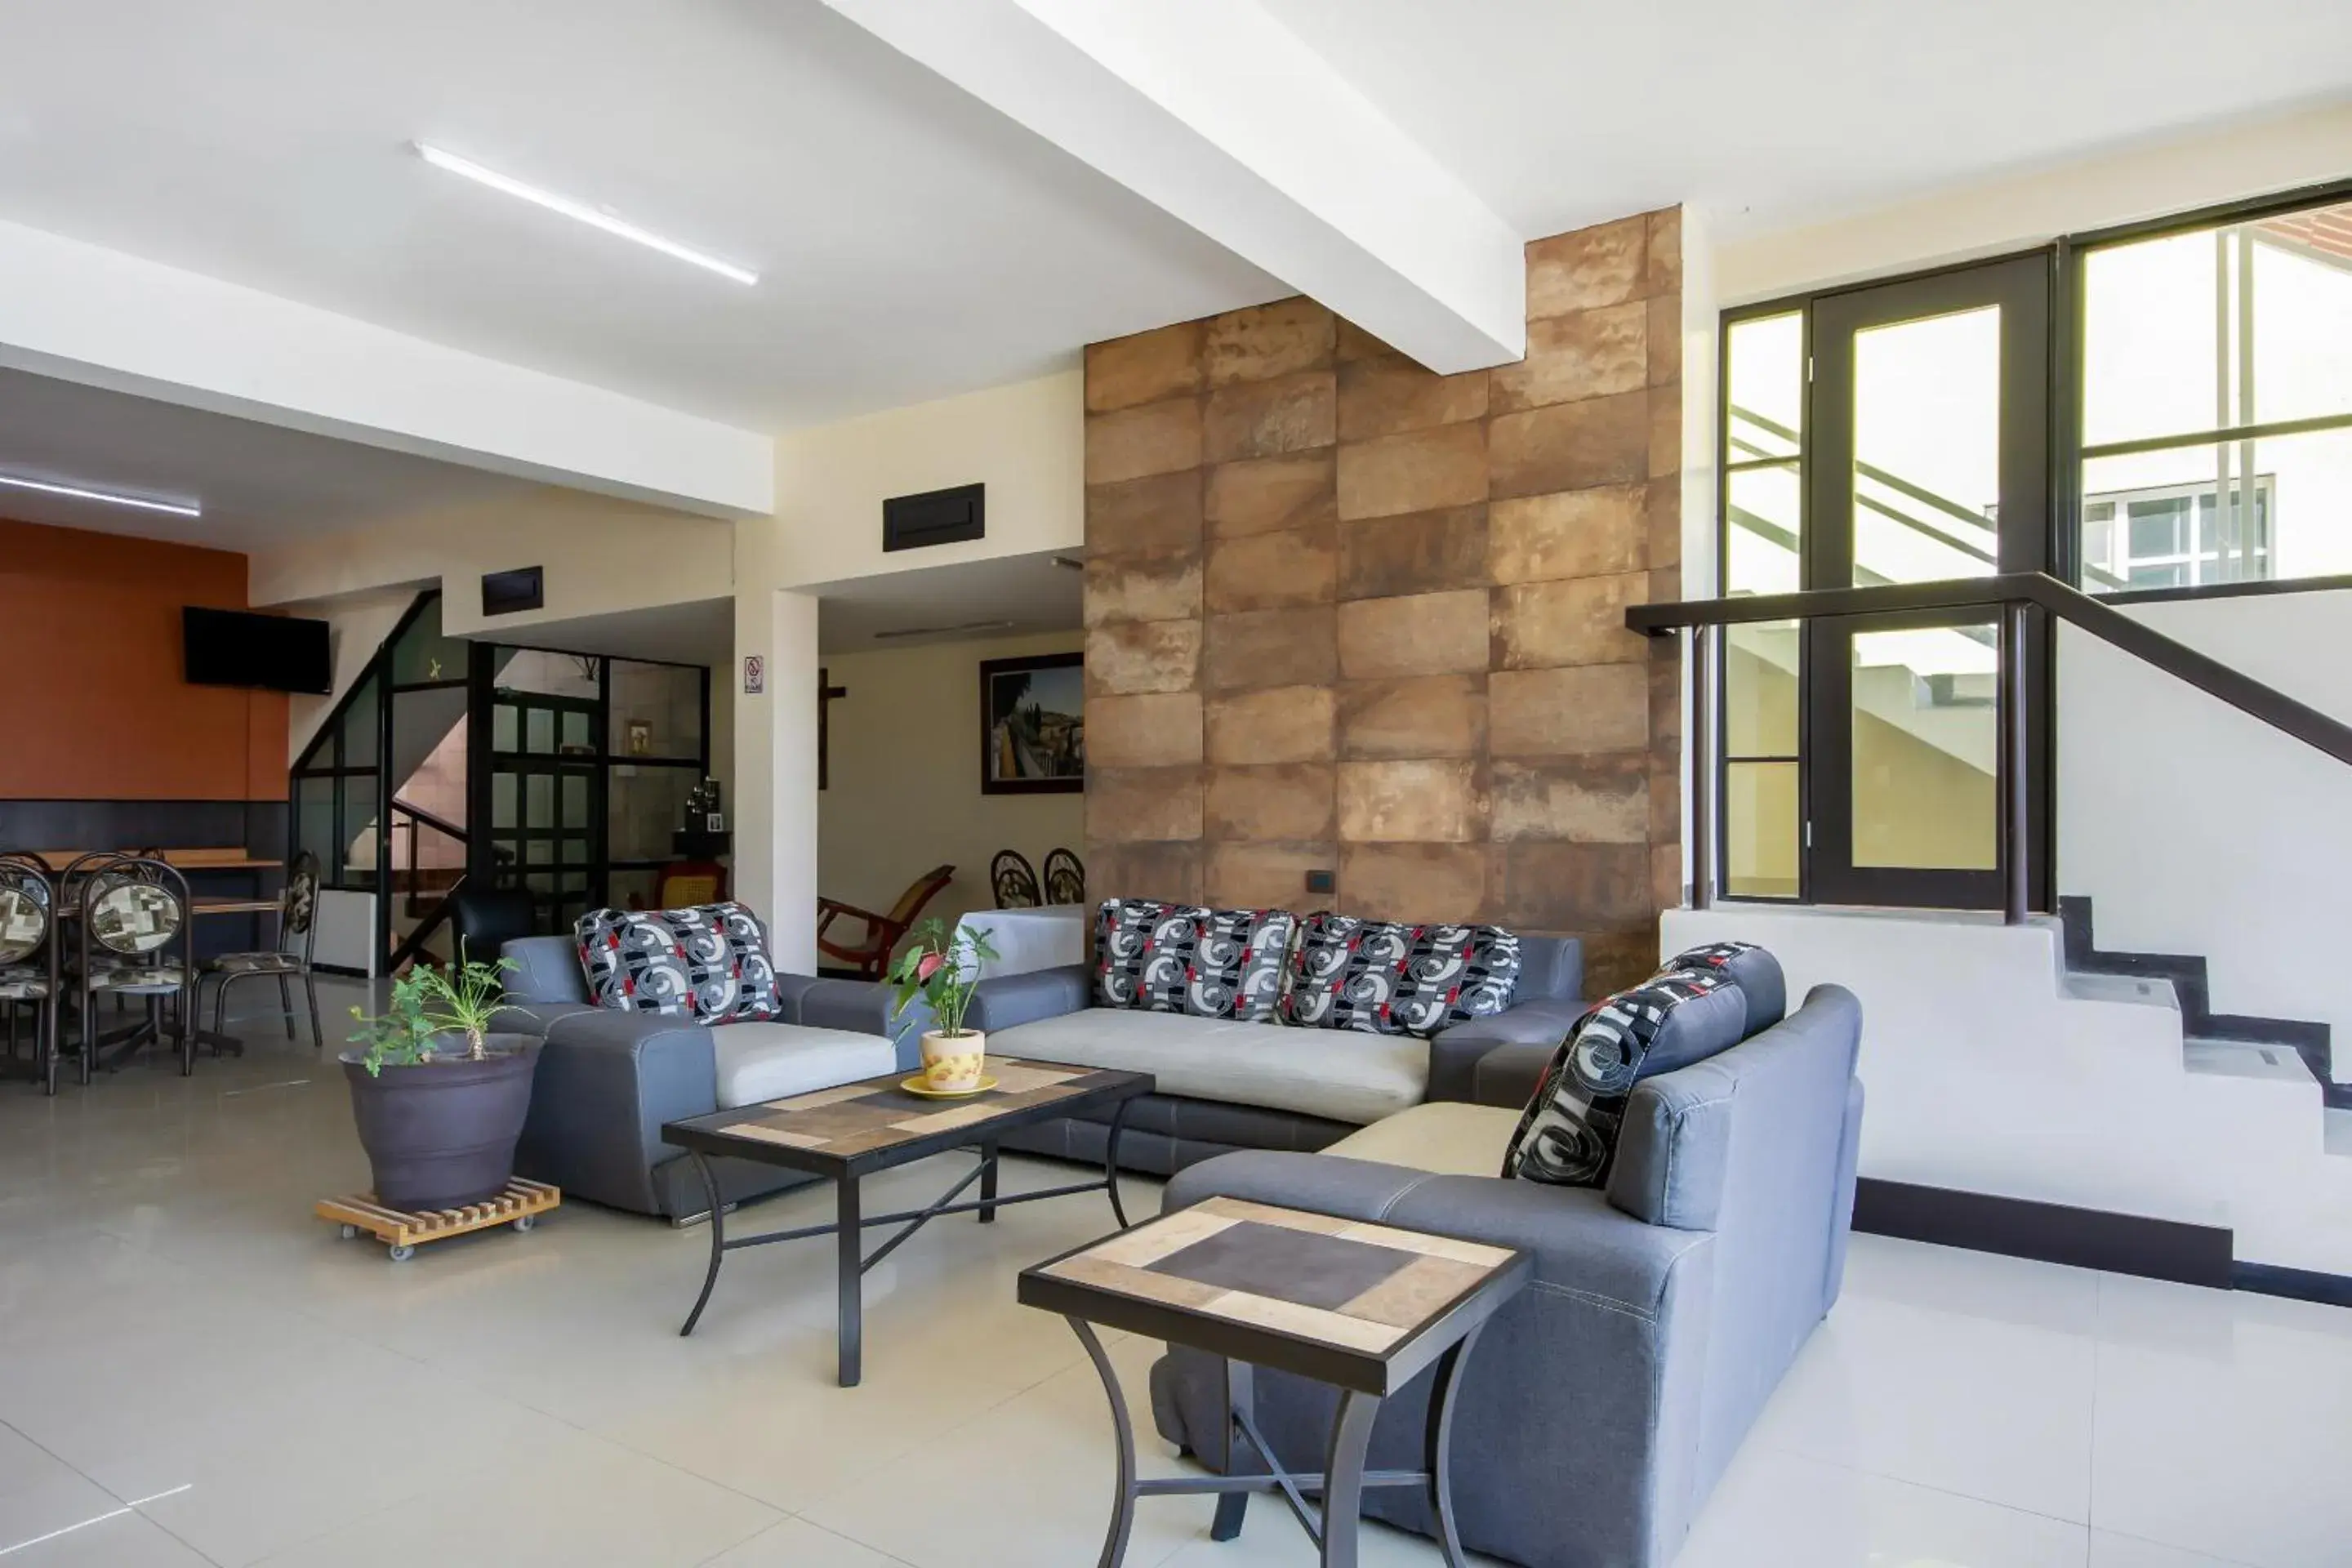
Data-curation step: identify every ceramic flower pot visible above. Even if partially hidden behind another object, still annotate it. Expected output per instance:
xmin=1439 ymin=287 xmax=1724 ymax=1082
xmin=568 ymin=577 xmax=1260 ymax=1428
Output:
xmin=340 ymin=1032 xmax=541 ymax=1211
xmin=920 ymin=1028 xmax=986 ymax=1093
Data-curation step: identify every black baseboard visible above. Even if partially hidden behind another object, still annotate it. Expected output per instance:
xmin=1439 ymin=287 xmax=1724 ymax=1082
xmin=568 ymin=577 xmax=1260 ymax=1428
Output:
xmin=1852 ymin=1177 xmax=2234 ymax=1288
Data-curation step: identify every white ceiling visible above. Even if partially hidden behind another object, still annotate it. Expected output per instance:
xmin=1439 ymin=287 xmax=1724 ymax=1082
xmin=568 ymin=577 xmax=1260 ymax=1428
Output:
xmin=1260 ymin=0 xmax=2352 ymax=241
xmin=495 ymin=597 xmax=737 ymax=669
xmin=815 ymin=550 xmax=1083 ymax=653
xmin=0 ymin=368 xmax=529 ymax=548
xmin=0 ymin=0 xmax=1282 ymax=432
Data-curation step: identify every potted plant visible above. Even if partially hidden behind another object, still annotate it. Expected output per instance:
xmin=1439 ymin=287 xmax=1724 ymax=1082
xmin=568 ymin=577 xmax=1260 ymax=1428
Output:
xmin=343 ymin=947 xmax=541 ymax=1212
xmin=886 ymin=917 xmax=999 ymax=1094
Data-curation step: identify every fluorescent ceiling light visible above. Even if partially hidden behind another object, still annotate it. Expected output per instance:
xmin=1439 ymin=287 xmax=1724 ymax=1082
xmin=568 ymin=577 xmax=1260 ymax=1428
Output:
xmin=0 ymin=472 xmax=201 ymax=518
xmin=414 ymin=142 xmax=759 ymax=286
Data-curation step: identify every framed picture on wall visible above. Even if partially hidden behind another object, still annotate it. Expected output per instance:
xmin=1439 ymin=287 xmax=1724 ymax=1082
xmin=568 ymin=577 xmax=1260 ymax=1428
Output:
xmin=980 ymin=653 xmax=1084 ymax=795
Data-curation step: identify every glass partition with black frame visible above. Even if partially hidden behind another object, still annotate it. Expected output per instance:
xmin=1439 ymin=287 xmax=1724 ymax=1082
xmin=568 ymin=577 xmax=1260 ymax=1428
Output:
xmin=1712 ymin=179 xmax=2352 ymax=912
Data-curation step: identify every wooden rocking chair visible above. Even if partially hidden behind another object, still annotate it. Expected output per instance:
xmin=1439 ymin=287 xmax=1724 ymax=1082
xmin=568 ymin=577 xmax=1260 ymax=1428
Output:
xmin=816 ymin=864 xmax=956 ymax=979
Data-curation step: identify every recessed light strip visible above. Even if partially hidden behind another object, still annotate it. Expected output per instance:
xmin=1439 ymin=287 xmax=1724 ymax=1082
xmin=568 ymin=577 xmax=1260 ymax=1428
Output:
xmin=0 ymin=473 xmax=201 ymax=518
xmin=414 ymin=142 xmax=759 ymax=286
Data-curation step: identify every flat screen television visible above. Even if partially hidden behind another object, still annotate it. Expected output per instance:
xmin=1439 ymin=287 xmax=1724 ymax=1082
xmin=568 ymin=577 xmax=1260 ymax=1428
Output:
xmin=182 ymin=607 xmax=332 ymax=694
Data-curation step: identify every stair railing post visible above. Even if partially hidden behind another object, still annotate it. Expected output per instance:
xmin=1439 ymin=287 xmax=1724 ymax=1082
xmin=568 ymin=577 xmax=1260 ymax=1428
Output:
xmin=1688 ymin=624 xmax=1715 ymax=911
xmin=2002 ymin=600 xmax=2030 ymax=925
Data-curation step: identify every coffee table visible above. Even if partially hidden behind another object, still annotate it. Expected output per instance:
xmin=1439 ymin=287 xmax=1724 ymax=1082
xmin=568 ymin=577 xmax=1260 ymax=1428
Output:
xmin=661 ymin=1058 xmax=1153 ymax=1386
xmin=1020 ymin=1196 xmax=1530 ymax=1568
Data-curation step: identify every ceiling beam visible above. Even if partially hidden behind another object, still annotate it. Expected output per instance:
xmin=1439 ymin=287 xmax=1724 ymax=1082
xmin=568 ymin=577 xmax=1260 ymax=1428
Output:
xmin=0 ymin=219 xmax=773 ymax=519
xmin=822 ymin=0 xmax=1526 ymax=372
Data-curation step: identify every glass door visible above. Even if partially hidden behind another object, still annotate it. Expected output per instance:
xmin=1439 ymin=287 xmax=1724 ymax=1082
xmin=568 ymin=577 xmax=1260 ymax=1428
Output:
xmin=483 ymin=690 xmax=604 ymax=934
xmin=1802 ymin=256 xmax=2050 ymax=908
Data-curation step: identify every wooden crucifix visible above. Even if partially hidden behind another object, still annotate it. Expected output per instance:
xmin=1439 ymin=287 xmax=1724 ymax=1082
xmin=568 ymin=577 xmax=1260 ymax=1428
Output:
xmin=819 ymin=667 xmax=849 ymax=791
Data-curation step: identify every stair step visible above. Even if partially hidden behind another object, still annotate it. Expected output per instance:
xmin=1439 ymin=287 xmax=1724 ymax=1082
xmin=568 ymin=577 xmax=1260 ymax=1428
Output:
xmin=2061 ymin=970 xmax=2181 ymax=1009
xmin=2185 ymin=1037 xmax=2314 ymax=1083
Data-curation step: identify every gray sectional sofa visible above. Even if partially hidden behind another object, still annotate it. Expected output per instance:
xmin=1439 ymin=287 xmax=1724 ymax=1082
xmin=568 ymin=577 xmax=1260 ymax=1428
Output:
xmin=1149 ymin=964 xmax=1867 ymax=1568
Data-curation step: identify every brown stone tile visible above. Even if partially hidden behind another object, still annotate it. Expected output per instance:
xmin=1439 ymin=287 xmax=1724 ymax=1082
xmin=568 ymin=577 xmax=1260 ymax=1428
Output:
xmin=1651 ymin=842 xmax=1684 ymax=916
xmin=1649 ymin=754 xmax=1682 ymax=843
xmin=1488 ymin=841 xmax=1651 ymax=929
xmin=1336 ymin=355 xmax=1490 ymax=443
xmin=1649 ymin=565 xmax=1681 ymax=605
xmin=1336 ymin=759 xmax=1481 ymax=843
xmin=1526 ymin=216 xmax=1646 ymax=319
xmin=1205 ymin=764 xmax=1334 ymax=842
xmin=1338 ymin=675 xmax=1486 ymax=760
xmin=1336 ymin=318 xmax=1403 ymax=363
xmin=1490 ymin=303 xmax=1647 ymax=414
xmin=1487 ymin=486 xmax=1646 ymax=585
xmin=1339 ymin=844 xmax=1488 ymax=924
xmin=1205 ymin=297 xmax=1334 ymax=386
xmin=1335 ymin=423 xmax=1488 ymax=521
xmin=1088 ymin=766 xmax=1204 ymax=844
xmin=1202 ymin=607 xmax=1338 ymax=692
xmin=1088 ymin=692 xmax=1203 ymax=769
xmin=1205 ymin=684 xmax=1336 ymax=765
xmin=1647 ymin=296 xmax=1682 ymax=387
xmin=1338 ymin=506 xmax=1488 ymax=600
xmin=1491 ymin=755 xmax=1648 ymax=844
xmin=1204 ymin=524 xmax=1337 ymax=613
xmin=1087 ymin=321 xmax=1204 ymax=413
xmin=1203 ymin=371 xmax=1337 ymax=464
xmin=1489 ymin=392 xmax=1650 ymax=499
xmin=1646 ymin=479 xmax=1681 ymax=570
xmin=1646 ymin=207 xmax=1682 ymax=296
xmin=1087 ymin=840 xmax=1202 ymax=904
xmin=1085 ymin=556 xmax=1201 ymax=627
xmin=1493 ymin=573 xmax=1651 ymax=670
xmin=1205 ymin=453 xmax=1335 ymax=539
xmin=1489 ymin=665 xmax=1650 ymax=756
xmin=1581 ymin=928 xmax=1663 ymax=996
xmin=1650 ymin=384 xmax=1682 ymax=480
xmin=1087 ymin=470 xmax=1203 ymax=563
xmin=1336 ymin=590 xmax=1490 ymax=679
xmin=1649 ymin=656 xmax=1683 ymax=748
xmin=1206 ymin=842 xmax=1335 ymax=909
xmin=1086 ymin=619 xmax=1201 ymax=696
xmin=1087 ymin=399 xmax=1203 ymax=486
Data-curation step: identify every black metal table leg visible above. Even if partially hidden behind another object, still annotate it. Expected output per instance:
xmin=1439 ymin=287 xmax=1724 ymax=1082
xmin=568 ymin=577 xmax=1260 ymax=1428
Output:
xmin=1212 ymin=1359 xmax=1253 ymax=1540
xmin=679 ymin=1153 xmax=726 ymax=1336
xmin=1319 ymin=1390 xmax=1382 ymax=1568
xmin=1423 ymin=1325 xmax=1482 ymax=1567
xmin=1069 ymin=1316 xmax=1138 ymax=1568
xmin=978 ymin=1140 xmax=999 ymax=1223
xmin=1102 ymin=1097 xmax=1133 ymax=1229
xmin=836 ymin=1171 xmax=862 ymax=1387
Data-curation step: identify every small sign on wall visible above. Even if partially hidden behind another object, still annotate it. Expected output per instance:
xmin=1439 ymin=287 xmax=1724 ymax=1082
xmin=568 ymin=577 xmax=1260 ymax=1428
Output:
xmin=742 ymin=654 xmax=765 ymax=695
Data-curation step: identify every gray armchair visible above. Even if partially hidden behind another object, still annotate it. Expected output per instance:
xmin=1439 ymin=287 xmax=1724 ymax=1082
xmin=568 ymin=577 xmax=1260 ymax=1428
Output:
xmin=1148 ymin=980 xmax=1865 ymax=1568
xmin=495 ymin=933 xmax=930 ymax=1219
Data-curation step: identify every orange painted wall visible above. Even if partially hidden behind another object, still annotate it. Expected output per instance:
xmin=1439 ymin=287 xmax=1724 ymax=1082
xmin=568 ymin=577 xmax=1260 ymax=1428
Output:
xmin=0 ymin=517 xmax=288 ymax=801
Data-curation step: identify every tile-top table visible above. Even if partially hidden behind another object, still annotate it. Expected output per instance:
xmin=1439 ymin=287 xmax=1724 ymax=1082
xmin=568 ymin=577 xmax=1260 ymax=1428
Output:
xmin=662 ymin=1058 xmax=1152 ymax=1386
xmin=1021 ymin=1196 xmax=1530 ymax=1568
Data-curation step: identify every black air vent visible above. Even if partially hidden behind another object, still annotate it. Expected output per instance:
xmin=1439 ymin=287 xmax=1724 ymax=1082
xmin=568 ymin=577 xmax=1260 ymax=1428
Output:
xmin=481 ymin=566 xmax=545 ymax=616
xmin=883 ymin=483 xmax=984 ymax=552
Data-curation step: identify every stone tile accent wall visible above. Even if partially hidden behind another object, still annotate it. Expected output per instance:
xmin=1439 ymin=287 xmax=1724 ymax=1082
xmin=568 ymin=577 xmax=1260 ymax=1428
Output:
xmin=1084 ymin=212 xmax=1682 ymax=994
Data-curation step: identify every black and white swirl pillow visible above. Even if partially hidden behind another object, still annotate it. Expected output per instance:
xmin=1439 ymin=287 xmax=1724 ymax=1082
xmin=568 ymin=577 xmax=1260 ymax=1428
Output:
xmin=1390 ymin=924 xmax=1521 ymax=1036
xmin=1280 ymin=913 xmax=1413 ymax=1034
xmin=577 ymin=902 xmax=781 ymax=1024
xmin=1501 ymin=969 xmax=1741 ymax=1188
xmin=1094 ymin=900 xmax=1295 ymax=1021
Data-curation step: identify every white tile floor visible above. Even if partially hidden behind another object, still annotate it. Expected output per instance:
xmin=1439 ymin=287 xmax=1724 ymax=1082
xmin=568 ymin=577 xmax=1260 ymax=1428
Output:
xmin=2 ymin=977 xmax=2348 ymax=1567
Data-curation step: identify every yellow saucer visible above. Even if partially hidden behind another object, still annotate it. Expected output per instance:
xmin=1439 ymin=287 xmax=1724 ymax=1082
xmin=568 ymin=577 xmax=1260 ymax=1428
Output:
xmin=900 ymin=1074 xmax=999 ymax=1100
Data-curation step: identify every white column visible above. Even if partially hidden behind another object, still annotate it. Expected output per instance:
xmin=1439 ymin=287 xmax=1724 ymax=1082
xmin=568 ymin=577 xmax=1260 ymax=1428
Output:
xmin=742 ymin=588 xmax=821 ymax=973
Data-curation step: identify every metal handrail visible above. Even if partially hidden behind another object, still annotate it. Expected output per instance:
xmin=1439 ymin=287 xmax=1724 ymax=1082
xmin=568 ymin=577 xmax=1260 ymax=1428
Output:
xmin=390 ymin=798 xmax=468 ymax=844
xmin=387 ymin=872 xmax=466 ymax=975
xmin=1634 ymin=571 xmax=2352 ymax=922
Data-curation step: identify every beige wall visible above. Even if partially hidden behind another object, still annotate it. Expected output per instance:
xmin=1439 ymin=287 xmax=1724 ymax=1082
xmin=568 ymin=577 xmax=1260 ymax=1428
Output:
xmin=817 ymin=629 xmax=1085 ymax=948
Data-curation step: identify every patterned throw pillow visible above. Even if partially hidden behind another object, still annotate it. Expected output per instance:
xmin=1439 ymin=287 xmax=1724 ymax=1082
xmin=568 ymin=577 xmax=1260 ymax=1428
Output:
xmin=1280 ymin=916 xmax=1519 ymax=1038
xmin=1500 ymin=969 xmax=1742 ymax=1188
xmin=1093 ymin=899 xmax=1296 ymax=1021
xmin=576 ymin=902 xmax=781 ymax=1024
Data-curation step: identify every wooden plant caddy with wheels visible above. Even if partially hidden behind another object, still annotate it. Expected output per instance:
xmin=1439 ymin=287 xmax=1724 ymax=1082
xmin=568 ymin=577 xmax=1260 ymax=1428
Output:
xmin=316 ymin=1178 xmax=560 ymax=1262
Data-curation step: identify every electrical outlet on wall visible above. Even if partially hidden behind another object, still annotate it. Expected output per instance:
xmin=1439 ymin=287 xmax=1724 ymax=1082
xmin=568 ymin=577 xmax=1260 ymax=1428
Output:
xmin=1304 ymin=869 xmax=1336 ymax=894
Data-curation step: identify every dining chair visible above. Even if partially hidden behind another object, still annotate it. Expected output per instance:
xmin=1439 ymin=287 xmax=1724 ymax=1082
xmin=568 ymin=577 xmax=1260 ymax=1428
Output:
xmin=1042 ymin=847 xmax=1085 ymax=907
xmin=816 ymin=864 xmax=956 ymax=979
xmin=75 ymin=856 xmax=195 ymax=1078
xmin=991 ymin=849 xmax=1042 ymax=909
xmin=198 ymin=850 xmax=323 ymax=1050
xmin=0 ymin=854 xmax=60 ymax=1094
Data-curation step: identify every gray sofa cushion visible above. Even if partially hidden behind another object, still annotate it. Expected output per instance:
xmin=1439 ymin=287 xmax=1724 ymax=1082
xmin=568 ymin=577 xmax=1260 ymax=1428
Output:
xmin=1661 ymin=940 xmax=1786 ymax=1036
xmin=709 ymin=1022 xmax=896 ymax=1108
xmin=985 ymin=1006 xmax=1427 ymax=1125
xmin=503 ymin=934 xmax=590 ymax=1005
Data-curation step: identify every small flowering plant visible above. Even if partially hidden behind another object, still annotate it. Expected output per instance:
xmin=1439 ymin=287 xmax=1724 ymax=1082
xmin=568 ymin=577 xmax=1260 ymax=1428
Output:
xmin=884 ymin=916 xmax=999 ymax=1042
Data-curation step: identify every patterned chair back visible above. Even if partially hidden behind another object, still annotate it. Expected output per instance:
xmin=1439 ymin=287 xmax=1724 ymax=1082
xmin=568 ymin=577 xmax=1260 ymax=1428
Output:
xmin=1042 ymin=847 xmax=1085 ymax=907
xmin=282 ymin=851 xmax=322 ymax=958
xmin=0 ymin=859 xmax=52 ymax=967
xmin=991 ymin=850 xmax=1041 ymax=910
xmin=81 ymin=858 xmax=190 ymax=967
